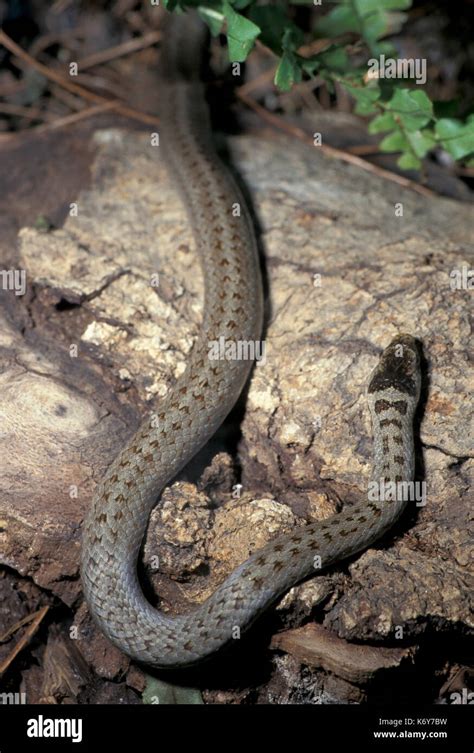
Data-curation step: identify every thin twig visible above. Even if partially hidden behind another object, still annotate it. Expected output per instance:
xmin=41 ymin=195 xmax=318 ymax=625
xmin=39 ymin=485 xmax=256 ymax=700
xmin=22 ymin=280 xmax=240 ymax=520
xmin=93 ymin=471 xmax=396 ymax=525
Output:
xmin=0 ymin=101 xmax=130 ymax=142
xmin=347 ymin=144 xmax=386 ymax=156
xmin=237 ymin=90 xmax=435 ymax=198
xmin=237 ymin=67 xmax=275 ymax=97
xmin=33 ymin=101 xmax=122 ymax=135
xmin=0 ymin=610 xmax=40 ymax=642
xmin=0 ymin=29 xmax=160 ymax=128
xmin=76 ymin=30 xmax=161 ymax=71
xmin=0 ymin=102 xmax=55 ymax=121
xmin=50 ymin=83 xmax=85 ymax=112
xmin=0 ymin=606 xmax=49 ymax=676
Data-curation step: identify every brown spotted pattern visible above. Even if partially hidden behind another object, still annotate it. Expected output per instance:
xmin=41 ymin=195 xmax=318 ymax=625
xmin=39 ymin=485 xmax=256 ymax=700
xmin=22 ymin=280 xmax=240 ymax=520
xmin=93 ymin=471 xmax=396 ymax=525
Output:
xmin=81 ymin=13 xmax=422 ymax=668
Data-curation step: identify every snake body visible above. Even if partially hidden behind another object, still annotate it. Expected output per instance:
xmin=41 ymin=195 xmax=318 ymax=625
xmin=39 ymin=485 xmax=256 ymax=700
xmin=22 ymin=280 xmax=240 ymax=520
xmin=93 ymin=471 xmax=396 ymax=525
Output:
xmin=81 ymin=13 xmax=421 ymax=668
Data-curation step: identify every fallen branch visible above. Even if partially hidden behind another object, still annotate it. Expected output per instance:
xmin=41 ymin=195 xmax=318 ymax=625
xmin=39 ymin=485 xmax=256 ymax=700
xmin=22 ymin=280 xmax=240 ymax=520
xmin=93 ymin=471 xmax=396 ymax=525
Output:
xmin=0 ymin=606 xmax=50 ymax=676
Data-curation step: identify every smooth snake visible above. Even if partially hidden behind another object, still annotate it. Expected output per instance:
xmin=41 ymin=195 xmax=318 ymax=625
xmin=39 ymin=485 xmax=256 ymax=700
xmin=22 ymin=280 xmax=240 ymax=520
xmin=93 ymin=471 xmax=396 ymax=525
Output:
xmin=81 ymin=12 xmax=422 ymax=669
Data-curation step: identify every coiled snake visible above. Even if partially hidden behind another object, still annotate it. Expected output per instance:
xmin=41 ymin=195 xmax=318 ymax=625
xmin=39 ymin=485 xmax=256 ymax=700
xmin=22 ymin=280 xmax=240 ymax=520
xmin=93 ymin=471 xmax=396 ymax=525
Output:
xmin=81 ymin=12 xmax=422 ymax=668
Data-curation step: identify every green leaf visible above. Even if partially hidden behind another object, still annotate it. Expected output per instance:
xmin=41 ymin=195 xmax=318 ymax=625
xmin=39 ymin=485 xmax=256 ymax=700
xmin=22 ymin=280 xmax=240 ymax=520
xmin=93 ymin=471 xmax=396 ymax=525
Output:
xmin=316 ymin=6 xmax=358 ymax=38
xmin=281 ymin=24 xmax=304 ymax=51
xmin=381 ymin=10 xmax=410 ymax=35
xmin=375 ymin=40 xmax=397 ymax=57
xmin=397 ymin=152 xmax=422 ymax=170
xmin=342 ymin=80 xmax=381 ymax=115
xmin=368 ymin=111 xmax=397 ymax=133
xmin=222 ymin=0 xmax=260 ymax=62
xmin=385 ymin=88 xmax=433 ymax=130
xmin=317 ymin=46 xmax=349 ymax=72
xmin=275 ymin=51 xmax=302 ymax=91
xmin=354 ymin=0 xmax=411 ymax=12
xmin=405 ymin=128 xmax=436 ymax=158
xmin=198 ymin=7 xmax=224 ymax=36
xmin=316 ymin=0 xmax=411 ymax=54
xmin=435 ymin=118 xmax=474 ymax=160
xmin=379 ymin=128 xmax=408 ymax=152
xmin=354 ymin=0 xmax=411 ymax=40
xmin=360 ymin=11 xmax=389 ymax=46
xmin=300 ymin=56 xmax=321 ymax=76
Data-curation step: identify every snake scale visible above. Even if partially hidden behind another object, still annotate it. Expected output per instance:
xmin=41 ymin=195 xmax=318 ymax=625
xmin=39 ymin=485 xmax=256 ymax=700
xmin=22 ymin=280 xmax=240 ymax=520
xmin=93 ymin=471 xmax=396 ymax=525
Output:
xmin=81 ymin=12 xmax=422 ymax=668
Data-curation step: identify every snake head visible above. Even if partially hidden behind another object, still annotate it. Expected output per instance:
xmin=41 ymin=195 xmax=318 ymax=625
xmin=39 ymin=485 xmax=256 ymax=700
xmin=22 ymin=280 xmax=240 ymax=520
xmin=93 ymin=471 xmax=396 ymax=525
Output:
xmin=368 ymin=334 xmax=421 ymax=400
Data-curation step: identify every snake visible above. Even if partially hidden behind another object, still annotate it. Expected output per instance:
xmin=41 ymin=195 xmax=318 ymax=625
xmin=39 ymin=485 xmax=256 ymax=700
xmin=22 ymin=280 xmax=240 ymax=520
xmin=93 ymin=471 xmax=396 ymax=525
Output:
xmin=80 ymin=11 xmax=422 ymax=669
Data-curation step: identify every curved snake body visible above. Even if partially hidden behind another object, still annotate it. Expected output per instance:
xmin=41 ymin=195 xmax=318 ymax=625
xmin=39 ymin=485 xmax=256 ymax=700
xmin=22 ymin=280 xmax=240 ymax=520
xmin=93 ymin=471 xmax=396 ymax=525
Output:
xmin=81 ymin=13 xmax=421 ymax=668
